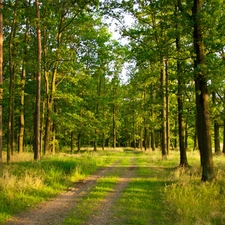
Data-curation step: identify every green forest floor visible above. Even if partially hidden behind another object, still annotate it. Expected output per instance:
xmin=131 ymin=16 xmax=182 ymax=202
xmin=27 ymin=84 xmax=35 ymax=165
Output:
xmin=1 ymin=149 xmax=225 ymax=225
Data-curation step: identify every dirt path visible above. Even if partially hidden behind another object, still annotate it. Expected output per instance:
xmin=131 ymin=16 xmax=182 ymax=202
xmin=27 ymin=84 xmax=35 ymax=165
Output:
xmin=4 ymin=159 xmax=136 ymax=225
xmin=84 ymin=159 xmax=136 ymax=225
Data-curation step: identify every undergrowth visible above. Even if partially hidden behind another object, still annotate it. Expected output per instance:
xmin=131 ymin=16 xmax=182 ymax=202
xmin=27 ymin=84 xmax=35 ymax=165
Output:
xmin=164 ymin=152 xmax=225 ymax=225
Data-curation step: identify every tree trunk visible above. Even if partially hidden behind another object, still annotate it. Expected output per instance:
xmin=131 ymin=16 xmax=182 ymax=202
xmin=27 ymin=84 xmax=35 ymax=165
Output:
xmin=34 ymin=0 xmax=42 ymax=161
xmin=151 ymin=131 xmax=155 ymax=151
xmin=0 ymin=0 xmax=3 ymax=163
xmin=176 ymin=32 xmax=189 ymax=167
xmin=212 ymin=91 xmax=220 ymax=154
xmin=7 ymin=0 xmax=19 ymax=161
xmin=51 ymin=122 xmax=56 ymax=154
xmin=77 ymin=132 xmax=81 ymax=153
xmin=102 ymin=132 xmax=105 ymax=150
xmin=113 ymin=104 xmax=116 ymax=148
xmin=94 ymin=129 xmax=98 ymax=151
xmin=19 ymin=2 xmax=30 ymax=153
xmin=161 ymin=59 xmax=167 ymax=158
xmin=71 ymin=131 xmax=74 ymax=153
xmin=166 ymin=60 xmax=170 ymax=155
xmin=193 ymin=115 xmax=199 ymax=150
xmin=223 ymin=119 xmax=225 ymax=154
xmin=193 ymin=0 xmax=214 ymax=181
xmin=44 ymin=11 xmax=63 ymax=154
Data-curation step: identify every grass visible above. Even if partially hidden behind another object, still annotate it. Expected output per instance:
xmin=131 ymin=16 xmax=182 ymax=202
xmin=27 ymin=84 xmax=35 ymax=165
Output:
xmin=1 ymin=149 xmax=225 ymax=224
xmin=108 ymin=152 xmax=172 ymax=225
xmin=164 ymin=152 xmax=225 ymax=225
xmin=0 ymin=150 xmax=119 ymax=223
xmin=64 ymin=155 xmax=132 ymax=224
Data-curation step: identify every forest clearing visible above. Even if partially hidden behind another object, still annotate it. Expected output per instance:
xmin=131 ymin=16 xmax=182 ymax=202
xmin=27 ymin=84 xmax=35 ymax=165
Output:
xmin=0 ymin=149 xmax=225 ymax=225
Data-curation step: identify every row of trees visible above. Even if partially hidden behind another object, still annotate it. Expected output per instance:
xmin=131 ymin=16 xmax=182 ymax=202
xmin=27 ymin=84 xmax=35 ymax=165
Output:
xmin=104 ymin=0 xmax=225 ymax=181
xmin=0 ymin=0 xmax=127 ymax=161
xmin=0 ymin=0 xmax=225 ymax=181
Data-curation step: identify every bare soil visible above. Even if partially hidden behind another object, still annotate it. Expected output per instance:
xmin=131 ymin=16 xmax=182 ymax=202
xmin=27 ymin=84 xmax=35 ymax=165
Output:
xmin=4 ymin=159 xmax=136 ymax=225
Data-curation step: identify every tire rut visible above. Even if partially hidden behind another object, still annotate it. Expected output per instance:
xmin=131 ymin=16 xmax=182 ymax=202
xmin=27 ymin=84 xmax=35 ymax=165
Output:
xmin=84 ymin=157 xmax=136 ymax=225
xmin=4 ymin=161 xmax=121 ymax=225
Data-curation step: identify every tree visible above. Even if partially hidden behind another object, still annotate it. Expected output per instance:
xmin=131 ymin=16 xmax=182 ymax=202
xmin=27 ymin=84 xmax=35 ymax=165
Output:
xmin=34 ymin=0 xmax=42 ymax=161
xmin=193 ymin=0 xmax=214 ymax=181
xmin=0 ymin=0 xmax=3 ymax=163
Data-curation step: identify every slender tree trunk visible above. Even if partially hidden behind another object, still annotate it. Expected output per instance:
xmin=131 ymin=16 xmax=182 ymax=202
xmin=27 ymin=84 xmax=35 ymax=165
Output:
xmin=7 ymin=0 xmax=19 ymax=161
xmin=102 ymin=132 xmax=105 ymax=150
xmin=193 ymin=115 xmax=199 ymax=150
xmin=94 ymin=129 xmax=98 ymax=151
xmin=193 ymin=0 xmax=214 ymax=181
xmin=165 ymin=60 xmax=170 ymax=155
xmin=176 ymin=32 xmax=189 ymax=167
xmin=0 ymin=0 xmax=3 ymax=163
xmin=212 ymin=91 xmax=220 ymax=154
xmin=223 ymin=119 xmax=225 ymax=154
xmin=77 ymin=132 xmax=81 ymax=153
xmin=51 ymin=122 xmax=56 ymax=154
xmin=71 ymin=131 xmax=74 ymax=153
xmin=161 ymin=59 xmax=167 ymax=158
xmin=19 ymin=2 xmax=30 ymax=153
xmin=223 ymin=91 xmax=225 ymax=154
xmin=113 ymin=105 xmax=116 ymax=148
xmin=34 ymin=0 xmax=42 ymax=161
xmin=44 ymin=13 xmax=62 ymax=154
xmin=144 ymin=126 xmax=147 ymax=151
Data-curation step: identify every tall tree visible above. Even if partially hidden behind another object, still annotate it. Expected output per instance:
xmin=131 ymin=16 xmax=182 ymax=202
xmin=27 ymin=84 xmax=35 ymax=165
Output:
xmin=175 ymin=4 xmax=189 ymax=167
xmin=7 ymin=0 xmax=19 ymax=162
xmin=34 ymin=0 xmax=42 ymax=160
xmin=0 ymin=0 xmax=2 ymax=163
xmin=193 ymin=0 xmax=214 ymax=181
xmin=18 ymin=0 xmax=32 ymax=153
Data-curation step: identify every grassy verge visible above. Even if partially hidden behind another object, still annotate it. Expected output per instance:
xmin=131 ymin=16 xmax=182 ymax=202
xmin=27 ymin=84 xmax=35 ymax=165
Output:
xmin=164 ymin=152 xmax=225 ymax=225
xmin=0 ymin=151 xmax=118 ymax=223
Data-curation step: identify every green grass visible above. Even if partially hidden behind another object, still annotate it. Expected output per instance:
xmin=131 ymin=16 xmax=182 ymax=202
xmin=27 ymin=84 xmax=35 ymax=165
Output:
xmin=164 ymin=152 xmax=225 ymax=225
xmin=64 ymin=156 xmax=132 ymax=224
xmin=1 ymin=149 xmax=225 ymax=225
xmin=108 ymin=152 xmax=172 ymax=225
xmin=0 ymin=151 xmax=119 ymax=223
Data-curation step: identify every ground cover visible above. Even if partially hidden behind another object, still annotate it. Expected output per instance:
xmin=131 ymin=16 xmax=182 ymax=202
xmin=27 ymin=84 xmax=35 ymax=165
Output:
xmin=1 ymin=149 xmax=225 ymax=225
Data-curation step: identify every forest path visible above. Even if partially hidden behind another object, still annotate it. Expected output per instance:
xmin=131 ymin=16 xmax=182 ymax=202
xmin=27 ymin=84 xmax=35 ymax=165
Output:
xmin=4 ymin=155 xmax=169 ymax=225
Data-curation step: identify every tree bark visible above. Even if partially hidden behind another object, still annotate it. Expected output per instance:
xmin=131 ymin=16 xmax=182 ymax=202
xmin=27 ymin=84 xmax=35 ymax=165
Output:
xmin=161 ymin=59 xmax=167 ymax=158
xmin=113 ymin=104 xmax=116 ymax=148
xmin=166 ymin=60 xmax=170 ymax=155
xmin=34 ymin=0 xmax=42 ymax=161
xmin=71 ymin=131 xmax=74 ymax=153
xmin=77 ymin=132 xmax=81 ymax=153
xmin=19 ymin=1 xmax=31 ymax=153
xmin=212 ymin=91 xmax=220 ymax=154
xmin=7 ymin=0 xmax=19 ymax=162
xmin=176 ymin=32 xmax=189 ymax=167
xmin=0 ymin=0 xmax=3 ymax=163
xmin=193 ymin=0 xmax=214 ymax=181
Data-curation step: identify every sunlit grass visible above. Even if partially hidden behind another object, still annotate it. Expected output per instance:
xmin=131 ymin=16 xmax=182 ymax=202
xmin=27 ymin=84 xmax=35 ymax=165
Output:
xmin=164 ymin=151 xmax=225 ymax=225
xmin=0 ymin=152 xmax=119 ymax=223
xmin=1 ymin=149 xmax=225 ymax=225
xmin=64 ymin=159 xmax=129 ymax=225
xmin=110 ymin=154 xmax=172 ymax=225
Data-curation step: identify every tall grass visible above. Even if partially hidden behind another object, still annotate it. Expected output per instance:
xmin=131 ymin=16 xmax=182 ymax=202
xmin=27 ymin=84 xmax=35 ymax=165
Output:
xmin=0 ymin=151 xmax=118 ymax=223
xmin=164 ymin=152 xmax=225 ymax=225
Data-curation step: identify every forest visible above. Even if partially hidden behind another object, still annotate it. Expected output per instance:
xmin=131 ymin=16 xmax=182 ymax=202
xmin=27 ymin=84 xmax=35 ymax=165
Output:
xmin=0 ymin=0 xmax=225 ymax=183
